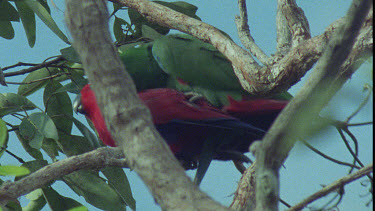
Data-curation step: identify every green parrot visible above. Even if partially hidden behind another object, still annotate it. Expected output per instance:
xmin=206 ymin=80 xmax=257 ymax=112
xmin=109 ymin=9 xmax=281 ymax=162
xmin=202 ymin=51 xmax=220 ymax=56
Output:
xmin=119 ymin=33 xmax=292 ymax=108
xmin=117 ymin=34 xmax=291 ymax=184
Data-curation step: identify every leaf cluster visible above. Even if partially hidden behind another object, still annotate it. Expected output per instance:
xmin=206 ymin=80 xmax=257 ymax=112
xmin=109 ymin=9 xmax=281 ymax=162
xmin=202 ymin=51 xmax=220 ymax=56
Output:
xmin=0 ymin=1 xmax=203 ymax=210
xmin=0 ymin=0 xmax=68 ymax=47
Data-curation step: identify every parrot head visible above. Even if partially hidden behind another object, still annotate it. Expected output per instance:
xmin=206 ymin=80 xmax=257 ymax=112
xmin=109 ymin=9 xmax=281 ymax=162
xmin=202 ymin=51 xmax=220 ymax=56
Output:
xmin=73 ymin=84 xmax=117 ymax=147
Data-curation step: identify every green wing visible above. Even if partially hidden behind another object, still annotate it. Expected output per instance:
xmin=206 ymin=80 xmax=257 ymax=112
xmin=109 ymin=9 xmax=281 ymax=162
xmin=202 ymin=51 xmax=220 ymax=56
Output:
xmin=118 ymin=42 xmax=169 ymax=91
xmin=119 ymin=34 xmax=292 ymax=106
xmin=152 ymin=34 xmax=246 ymax=106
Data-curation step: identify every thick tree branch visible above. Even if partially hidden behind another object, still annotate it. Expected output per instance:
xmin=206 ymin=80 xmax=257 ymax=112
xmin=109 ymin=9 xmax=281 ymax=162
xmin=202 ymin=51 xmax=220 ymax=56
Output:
xmin=235 ymin=0 xmax=269 ymax=65
xmin=276 ymin=3 xmax=292 ymax=55
xmin=230 ymin=162 xmax=257 ymax=210
xmin=278 ymin=0 xmax=311 ymax=47
xmin=288 ymin=163 xmax=373 ymax=211
xmin=0 ymin=147 xmax=125 ymax=204
xmin=64 ymin=0 xmax=229 ymax=210
xmin=253 ymin=0 xmax=372 ymax=210
xmin=110 ymin=0 xmax=372 ymax=97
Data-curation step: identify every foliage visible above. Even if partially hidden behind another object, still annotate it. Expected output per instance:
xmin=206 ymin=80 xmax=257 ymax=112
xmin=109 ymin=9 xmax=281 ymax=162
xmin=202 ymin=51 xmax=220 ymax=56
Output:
xmin=0 ymin=0 xmax=372 ymax=210
xmin=0 ymin=0 xmax=205 ymax=210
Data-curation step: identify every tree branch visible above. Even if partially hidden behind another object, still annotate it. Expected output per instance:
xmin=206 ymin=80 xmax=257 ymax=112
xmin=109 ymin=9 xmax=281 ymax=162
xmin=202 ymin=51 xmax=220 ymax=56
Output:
xmin=3 ymin=56 xmax=65 ymax=77
xmin=253 ymin=0 xmax=372 ymax=210
xmin=110 ymin=0 xmax=372 ymax=97
xmin=276 ymin=2 xmax=292 ymax=55
xmin=235 ymin=0 xmax=269 ymax=65
xmin=287 ymin=163 xmax=373 ymax=211
xmin=0 ymin=147 xmax=125 ymax=204
xmin=278 ymin=0 xmax=311 ymax=47
xmin=64 ymin=0 xmax=230 ymax=210
xmin=230 ymin=162 xmax=257 ymax=210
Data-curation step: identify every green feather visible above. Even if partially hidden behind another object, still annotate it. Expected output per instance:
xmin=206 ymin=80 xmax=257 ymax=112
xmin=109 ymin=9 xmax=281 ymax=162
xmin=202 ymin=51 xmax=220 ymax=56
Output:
xmin=152 ymin=34 xmax=244 ymax=91
xmin=119 ymin=33 xmax=292 ymax=106
xmin=119 ymin=42 xmax=169 ymax=91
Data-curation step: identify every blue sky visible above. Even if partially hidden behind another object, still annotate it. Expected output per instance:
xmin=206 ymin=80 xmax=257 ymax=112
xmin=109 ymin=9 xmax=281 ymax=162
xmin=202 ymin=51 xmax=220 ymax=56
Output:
xmin=0 ymin=0 xmax=373 ymax=210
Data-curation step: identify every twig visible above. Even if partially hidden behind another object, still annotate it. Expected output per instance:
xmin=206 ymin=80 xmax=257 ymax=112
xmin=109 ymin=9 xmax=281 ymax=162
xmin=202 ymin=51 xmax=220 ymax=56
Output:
xmin=301 ymin=139 xmax=361 ymax=169
xmin=3 ymin=56 xmax=65 ymax=77
xmin=0 ymin=147 xmax=126 ymax=204
xmin=5 ymin=150 xmax=25 ymax=164
xmin=6 ymin=73 xmax=69 ymax=85
xmin=2 ymin=62 xmax=50 ymax=71
xmin=235 ymin=0 xmax=269 ymax=65
xmin=0 ymin=67 xmax=6 ymax=86
xmin=348 ymin=121 xmax=373 ymax=127
xmin=287 ymin=163 xmax=373 ymax=211
xmin=346 ymin=87 xmax=372 ymax=122
xmin=337 ymin=128 xmax=364 ymax=168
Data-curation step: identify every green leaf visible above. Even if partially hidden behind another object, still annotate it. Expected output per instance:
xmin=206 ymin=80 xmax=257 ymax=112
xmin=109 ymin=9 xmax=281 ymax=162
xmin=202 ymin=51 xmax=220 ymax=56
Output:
xmin=36 ymin=0 xmax=50 ymax=14
xmin=63 ymin=170 xmax=128 ymax=211
xmin=42 ymin=187 xmax=84 ymax=211
xmin=17 ymin=67 xmax=59 ymax=96
xmin=0 ymin=118 xmax=9 ymax=158
xmin=24 ymin=189 xmax=46 ymax=211
xmin=55 ymin=78 xmax=88 ymax=95
xmin=102 ymin=167 xmax=136 ymax=210
xmin=24 ymin=0 xmax=69 ymax=44
xmin=17 ymin=160 xmax=49 ymax=182
xmin=43 ymin=81 xmax=73 ymax=135
xmin=72 ymin=117 xmax=101 ymax=149
xmin=0 ymin=165 xmax=30 ymax=176
xmin=42 ymin=138 xmax=60 ymax=160
xmin=67 ymin=206 xmax=88 ymax=211
xmin=128 ymin=7 xmax=169 ymax=37
xmin=113 ymin=16 xmax=132 ymax=42
xmin=20 ymin=160 xmax=48 ymax=175
xmin=0 ymin=0 xmax=19 ymax=21
xmin=128 ymin=1 xmax=200 ymax=37
xmin=19 ymin=112 xmax=58 ymax=149
xmin=18 ymin=65 xmax=85 ymax=96
xmin=3 ymin=201 xmax=22 ymax=211
xmin=112 ymin=2 xmax=123 ymax=11
xmin=0 ymin=20 xmax=15 ymax=39
xmin=54 ymin=67 xmax=87 ymax=95
xmin=15 ymin=131 xmax=44 ymax=160
xmin=60 ymin=46 xmax=81 ymax=63
xmin=15 ymin=0 xmax=36 ymax=47
xmin=154 ymin=1 xmax=200 ymax=20
xmin=141 ymin=25 xmax=162 ymax=40
xmin=59 ymin=134 xmax=94 ymax=157
xmin=0 ymin=93 xmax=37 ymax=117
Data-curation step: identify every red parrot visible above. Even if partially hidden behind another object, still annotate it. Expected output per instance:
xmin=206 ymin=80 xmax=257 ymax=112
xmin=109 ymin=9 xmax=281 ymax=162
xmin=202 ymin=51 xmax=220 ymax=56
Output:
xmin=74 ymin=84 xmax=287 ymax=184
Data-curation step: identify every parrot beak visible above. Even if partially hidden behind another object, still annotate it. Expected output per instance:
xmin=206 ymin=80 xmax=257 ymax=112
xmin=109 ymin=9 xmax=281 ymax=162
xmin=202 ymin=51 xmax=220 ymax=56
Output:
xmin=73 ymin=94 xmax=85 ymax=114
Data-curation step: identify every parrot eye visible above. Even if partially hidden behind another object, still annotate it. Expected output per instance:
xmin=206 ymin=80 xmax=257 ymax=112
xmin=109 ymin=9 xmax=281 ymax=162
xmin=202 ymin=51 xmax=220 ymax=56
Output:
xmin=73 ymin=94 xmax=86 ymax=115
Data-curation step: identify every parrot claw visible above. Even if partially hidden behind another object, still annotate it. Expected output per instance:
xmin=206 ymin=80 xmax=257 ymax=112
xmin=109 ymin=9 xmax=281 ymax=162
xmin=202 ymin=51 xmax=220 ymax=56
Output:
xmin=184 ymin=92 xmax=205 ymax=103
xmin=176 ymin=155 xmax=198 ymax=170
xmin=233 ymin=160 xmax=247 ymax=174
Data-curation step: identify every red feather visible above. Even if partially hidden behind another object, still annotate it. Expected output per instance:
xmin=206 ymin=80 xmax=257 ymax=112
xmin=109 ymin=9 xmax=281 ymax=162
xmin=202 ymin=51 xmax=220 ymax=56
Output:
xmin=79 ymin=85 xmax=237 ymax=147
xmin=223 ymin=96 xmax=288 ymax=116
xmin=138 ymin=88 xmax=232 ymax=124
xmin=80 ymin=85 xmax=116 ymax=147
